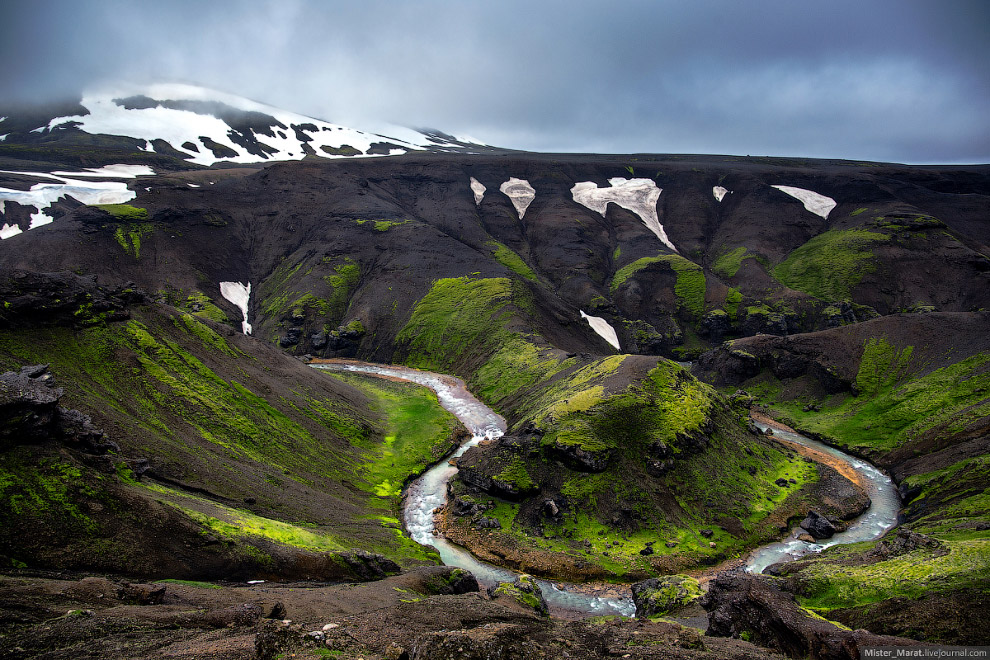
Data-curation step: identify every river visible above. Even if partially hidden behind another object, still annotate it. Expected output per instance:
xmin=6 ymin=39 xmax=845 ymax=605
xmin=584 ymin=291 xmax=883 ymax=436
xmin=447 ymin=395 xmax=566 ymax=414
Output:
xmin=310 ymin=360 xmax=899 ymax=617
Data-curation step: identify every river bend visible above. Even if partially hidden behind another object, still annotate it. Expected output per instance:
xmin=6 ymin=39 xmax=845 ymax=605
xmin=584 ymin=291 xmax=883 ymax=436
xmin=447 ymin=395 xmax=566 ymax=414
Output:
xmin=311 ymin=361 xmax=899 ymax=616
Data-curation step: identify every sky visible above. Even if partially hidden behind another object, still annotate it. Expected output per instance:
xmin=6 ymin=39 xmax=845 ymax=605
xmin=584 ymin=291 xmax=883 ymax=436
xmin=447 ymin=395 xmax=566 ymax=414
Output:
xmin=2 ymin=0 xmax=988 ymax=163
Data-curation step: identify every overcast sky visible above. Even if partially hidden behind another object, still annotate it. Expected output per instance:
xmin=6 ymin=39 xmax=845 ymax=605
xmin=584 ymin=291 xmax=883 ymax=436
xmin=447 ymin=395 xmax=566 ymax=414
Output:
xmin=3 ymin=0 xmax=988 ymax=163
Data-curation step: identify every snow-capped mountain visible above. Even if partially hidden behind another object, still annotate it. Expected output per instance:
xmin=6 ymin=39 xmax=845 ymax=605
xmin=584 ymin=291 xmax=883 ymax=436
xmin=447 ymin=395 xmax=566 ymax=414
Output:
xmin=0 ymin=83 xmax=494 ymax=167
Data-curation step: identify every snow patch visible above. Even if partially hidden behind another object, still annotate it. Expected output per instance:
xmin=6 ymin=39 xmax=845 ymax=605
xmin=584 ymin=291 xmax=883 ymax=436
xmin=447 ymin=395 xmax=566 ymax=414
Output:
xmin=0 ymin=223 xmax=22 ymax=239
xmin=713 ymin=186 xmax=730 ymax=202
xmin=771 ymin=185 xmax=836 ymax=219
xmin=0 ymin=134 xmax=7 ymax=142
xmin=571 ymin=178 xmax=676 ymax=252
xmin=499 ymin=177 xmax=535 ymax=218
xmin=469 ymin=177 xmax=486 ymax=205
xmin=187 ymin=183 xmax=200 ymax=188
xmin=29 ymin=210 xmax=53 ymax=229
xmin=220 ymin=281 xmax=253 ymax=335
xmin=52 ymin=164 xmax=155 ymax=178
xmin=580 ymin=311 xmax=621 ymax=351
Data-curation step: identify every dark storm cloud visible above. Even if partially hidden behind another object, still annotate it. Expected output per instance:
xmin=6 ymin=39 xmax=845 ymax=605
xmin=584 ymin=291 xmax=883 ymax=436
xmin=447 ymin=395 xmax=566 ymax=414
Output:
xmin=2 ymin=0 xmax=987 ymax=162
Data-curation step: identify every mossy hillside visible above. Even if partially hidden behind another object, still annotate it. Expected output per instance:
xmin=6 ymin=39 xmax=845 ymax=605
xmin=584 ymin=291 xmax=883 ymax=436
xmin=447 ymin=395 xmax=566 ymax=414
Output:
xmin=454 ymin=418 xmax=819 ymax=579
xmin=773 ymin=229 xmax=890 ymax=300
xmin=317 ymin=371 xmax=461 ymax=503
xmin=611 ymin=254 xmax=707 ymax=318
xmin=899 ymin=453 xmax=990 ymax=536
xmin=758 ymin=342 xmax=990 ymax=458
xmin=787 ymin=537 xmax=990 ymax=613
xmin=724 ymin=288 xmax=743 ymax=319
xmin=0 ymin=451 xmax=102 ymax=538
xmin=0 ymin=306 xmax=451 ymax=565
xmin=181 ymin=292 xmax=229 ymax=325
xmin=396 ymin=276 xmax=572 ymax=410
xmin=537 ymin=360 xmax=714 ymax=457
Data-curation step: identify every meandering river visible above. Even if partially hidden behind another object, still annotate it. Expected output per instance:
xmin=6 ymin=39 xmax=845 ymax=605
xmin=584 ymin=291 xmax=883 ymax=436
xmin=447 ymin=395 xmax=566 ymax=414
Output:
xmin=311 ymin=360 xmax=899 ymax=616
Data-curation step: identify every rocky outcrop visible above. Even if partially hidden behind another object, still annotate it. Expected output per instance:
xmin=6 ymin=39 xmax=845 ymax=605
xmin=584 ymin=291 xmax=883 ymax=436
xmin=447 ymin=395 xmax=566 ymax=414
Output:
xmin=703 ymin=572 xmax=920 ymax=660
xmin=0 ymin=364 xmax=117 ymax=454
xmin=338 ymin=551 xmax=401 ymax=580
xmin=549 ymin=439 xmax=611 ymax=472
xmin=0 ymin=270 xmax=143 ymax=329
xmin=632 ymin=574 xmax=702 ymax=618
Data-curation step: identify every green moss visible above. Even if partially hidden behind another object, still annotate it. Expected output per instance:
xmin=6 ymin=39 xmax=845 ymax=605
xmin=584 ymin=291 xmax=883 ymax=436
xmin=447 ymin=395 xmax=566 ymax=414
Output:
xmin=855 ymin=337 xmax=913 ymax=396
xmin=154 ymin=579 xmax=222 ymax=589
xmin=495 ymin=456 xmax=536 ymax=491
xmin=113 ymin=222 xmax=155 ymax=259
xmin=850 ymin=207 xmax=868 ymax=216
xmin=712 ymin=247 xmax=751 ymax=279
xmin=169 ymin=499 xmax=346 ymax=551
xmin=773 ymin=229 xmax=890 ymax=300
xmin=724 ymin=288 xmax=743 ymax=320
xmin=355 ymin=218 xmax=411 ymax=231
xmin=0 ymin=454 xmax=96 ymax=530
xmin=93 ymin=204 xmax=148 ymax=222
xmin=173 ymin=313 xmax=238 ymax=356
xmin=487 ymin=240 xmax=537 ymax=281
xmin=182 ymin=292 xmax=229 ymax=324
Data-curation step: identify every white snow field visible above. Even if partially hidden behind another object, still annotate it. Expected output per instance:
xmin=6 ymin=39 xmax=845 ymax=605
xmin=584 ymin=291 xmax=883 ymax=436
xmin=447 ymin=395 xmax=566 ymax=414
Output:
xmin=571 ymin=178 xmax=677 ymax=252
xmin=500 ymin=177 xmax=536 ymax=218
xmin=0 ymin=165 xmax=152 ymax=239
xmin=713 ymin=185 xmax=730 ymax=202
xmin=771 ymin=185 xmax=836 ymax=219
xmin=37 ymin=84 xmax=483 ymax=167
xmin=219 ymin=281 xmax=253 ymax=335
xmin=580 ymin=310 xmax=621 ymax=350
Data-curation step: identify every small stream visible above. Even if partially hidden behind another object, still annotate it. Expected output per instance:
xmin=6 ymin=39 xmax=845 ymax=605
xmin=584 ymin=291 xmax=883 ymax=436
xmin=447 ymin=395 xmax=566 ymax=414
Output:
xmin=311 ymin=361 xmax=899 ymax=616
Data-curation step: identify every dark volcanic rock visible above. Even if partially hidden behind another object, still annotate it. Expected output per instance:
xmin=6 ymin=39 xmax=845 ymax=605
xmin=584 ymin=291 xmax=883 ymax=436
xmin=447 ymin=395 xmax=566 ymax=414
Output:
xmin=703 ymin=572 xmax=920 ymax=659
xmin=799 ymin=511 xmax=836 ymax=540
xmin=338 ymin=551 xmax=400 ymax=580
xmin=550 ymin=439 xmax=611 ymax=472
xmin=0 ymin=364 xmax=116 ymax=454
xmin=866 ymin=529 xmax=947 ymax=560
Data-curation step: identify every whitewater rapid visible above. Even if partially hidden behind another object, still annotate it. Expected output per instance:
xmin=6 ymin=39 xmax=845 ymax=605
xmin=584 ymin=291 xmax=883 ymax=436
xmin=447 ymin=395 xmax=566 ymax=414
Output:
xmin=310 ymin=360 xmax=899 ymax=616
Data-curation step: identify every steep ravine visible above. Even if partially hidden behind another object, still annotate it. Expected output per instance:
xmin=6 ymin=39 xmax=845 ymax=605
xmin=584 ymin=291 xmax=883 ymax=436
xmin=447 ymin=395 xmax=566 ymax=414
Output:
xmin=311 ymin=359 xmax=900 ymax=618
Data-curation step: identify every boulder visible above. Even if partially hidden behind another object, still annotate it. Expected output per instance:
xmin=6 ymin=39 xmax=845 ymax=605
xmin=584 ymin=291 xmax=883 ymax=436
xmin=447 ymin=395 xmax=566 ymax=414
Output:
xmin=422 ymin=567 xmax=480 ymax=595
xmin=488 ymin=574 xmax=549 ymax=617
xmin=631 ymin=575 xmax=702 ymax=618
xmin=799 ymin=511 xmax=836 ymax=540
